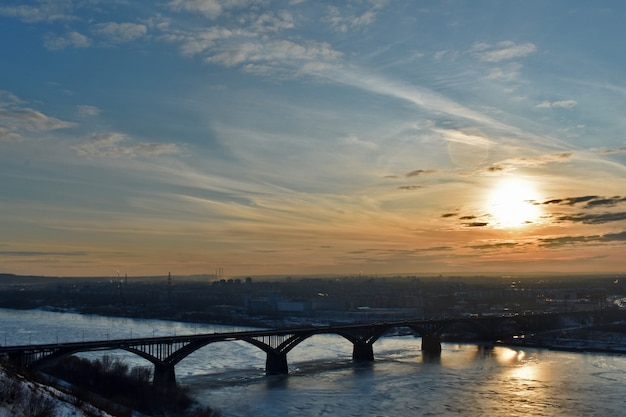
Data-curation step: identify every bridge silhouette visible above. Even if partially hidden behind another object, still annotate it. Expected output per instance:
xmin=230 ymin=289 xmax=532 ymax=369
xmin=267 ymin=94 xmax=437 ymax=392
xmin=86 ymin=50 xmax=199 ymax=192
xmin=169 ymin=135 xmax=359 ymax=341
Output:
xmin=0 ymin=312 xmax=594 ymax=388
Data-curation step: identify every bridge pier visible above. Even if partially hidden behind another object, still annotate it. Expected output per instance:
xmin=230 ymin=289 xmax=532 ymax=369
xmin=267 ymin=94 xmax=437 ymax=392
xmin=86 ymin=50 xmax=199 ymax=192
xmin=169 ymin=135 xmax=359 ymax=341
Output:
xmin=153 ymin=363 xmax=176 ymax=390
xmin=265 ymin=352 xmax=288 ymax=375
xmin=352 ymin=342 xmax=374 ymax=362
xmin=421 ymin=334 xmax=442 ymax=356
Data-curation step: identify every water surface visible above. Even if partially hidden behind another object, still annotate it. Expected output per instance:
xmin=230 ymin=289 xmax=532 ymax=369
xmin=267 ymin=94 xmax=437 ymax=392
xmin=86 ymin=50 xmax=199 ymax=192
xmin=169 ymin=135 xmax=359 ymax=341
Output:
xmin=1 ymin=308 xmax=624 ymax=416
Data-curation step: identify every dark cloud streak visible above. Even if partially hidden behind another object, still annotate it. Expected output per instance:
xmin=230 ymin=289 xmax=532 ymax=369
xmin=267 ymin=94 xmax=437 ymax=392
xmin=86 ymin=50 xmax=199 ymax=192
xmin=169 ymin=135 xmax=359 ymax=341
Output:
xmin=469 ymin=242 xmax=523 ymax=250
xmin=538 ymin=230 xmax=626 ymax=248
xmin=405 ymin=169 xmax=436 ymax=178
xmin=540 ymin=195 xmax=626 ymax=208
xmin=602 ymin=147 xmax=626 ymax=155
xmin=0 ymin=251 xmax=88 ymax=257
xmin=584 ymin=196 xmax=626 ymax=208
xmin=557 ymin=211 xmax=626 ymax=224
xmin=463 ymin=222 xmax=489 ymax=227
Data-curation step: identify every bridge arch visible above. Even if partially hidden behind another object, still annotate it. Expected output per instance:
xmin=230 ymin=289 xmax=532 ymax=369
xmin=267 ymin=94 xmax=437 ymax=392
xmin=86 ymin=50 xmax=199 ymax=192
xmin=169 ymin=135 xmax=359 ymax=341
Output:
xmin=29 ymin=346 xmax=158 ymax=371
xmin=244 ymin=328 xmax=379 ymax=373
xmin=273 ymin=330 xmax=359 ymax=362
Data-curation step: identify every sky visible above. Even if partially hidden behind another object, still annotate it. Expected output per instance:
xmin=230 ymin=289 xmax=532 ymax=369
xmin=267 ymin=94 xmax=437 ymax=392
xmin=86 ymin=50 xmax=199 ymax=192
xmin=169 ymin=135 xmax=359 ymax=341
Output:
xmin=1 ymin=0 xmax=626 ymax=278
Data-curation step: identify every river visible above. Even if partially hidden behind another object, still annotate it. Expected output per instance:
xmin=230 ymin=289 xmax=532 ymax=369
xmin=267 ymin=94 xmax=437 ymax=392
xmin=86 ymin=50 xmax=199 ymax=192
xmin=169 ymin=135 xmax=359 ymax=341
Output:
xmin=1 ymin=308 xmax=625 ymax=416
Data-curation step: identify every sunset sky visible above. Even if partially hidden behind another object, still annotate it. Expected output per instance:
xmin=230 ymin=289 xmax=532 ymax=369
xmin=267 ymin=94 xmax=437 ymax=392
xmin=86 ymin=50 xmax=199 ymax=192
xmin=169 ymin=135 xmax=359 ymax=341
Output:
xmin=1 ymin=1 xmax=625 ymax=278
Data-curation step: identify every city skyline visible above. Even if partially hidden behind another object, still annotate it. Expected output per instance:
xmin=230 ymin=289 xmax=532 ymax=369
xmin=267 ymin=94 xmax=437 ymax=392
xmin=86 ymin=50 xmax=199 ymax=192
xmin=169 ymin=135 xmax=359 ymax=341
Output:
xmin=1 ymin=1 xmax=626 ymax=277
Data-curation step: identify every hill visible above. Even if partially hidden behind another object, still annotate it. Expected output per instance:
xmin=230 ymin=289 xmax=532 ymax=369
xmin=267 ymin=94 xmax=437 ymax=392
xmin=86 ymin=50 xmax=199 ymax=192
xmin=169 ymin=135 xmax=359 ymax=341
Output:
xmin=0 ymin=364 xmax=114 ymax=417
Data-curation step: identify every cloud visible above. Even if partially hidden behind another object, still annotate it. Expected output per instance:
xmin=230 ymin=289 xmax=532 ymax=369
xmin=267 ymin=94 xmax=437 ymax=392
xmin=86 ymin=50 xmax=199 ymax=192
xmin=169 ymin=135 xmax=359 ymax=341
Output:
xmin=540 ymin=195 xmax=626 ymax=208
xmin=0 ymin=250 xmax=87 ymax=257
xmin=602 ymin=146 xmax=626 ymax=155
xmin=471 ymin=41 xmax=536 ymax=62
xmin=342 ymin=134 xmax=377 ymax=149
xmin=434 ymin=128 xmax=492 ymax=147
xmin=0 ymin=126 xmax=22 ymax=141
xmin=0 ymin=2 xmax=74 ymax=23
xmin=485 ymin=63 xmax=522 ymax=81
xmin=77 ymin=105 xmax=101 ymax=117
xmin=485 ymin=165 xmax=505 ymax=173
xmin=164 ymin=14 xmax=342 ymax=76
xmin=405 ymin=169 xmax=436 ymax=178
xmin=9 ymin=109 xmax=73 ymax=130
xmin=479 ymin=152 xmax=573 ymax=174
xmin=172 ymin=27 xmax=235 ymax=57
xmin=535 ymin=100 xmax=577 ymax=109
xmin=584 ymin=196 xmax=626 ymax=208
xmin=0 ymin=100 xmax=75 ymax=136
xmin=422 ymin=246 xmax=453 ymax=252
xmin=463 ymin=222 xmax=489 ymax=227
xmin=93 ymin=22 xmax=148 ymax=43
xmin=0 ymin=90 xmax=20 ymax=104
xmin=71 ymin=132 xmax=182 ymax=158
xmin=537 ymin=235 xmax=600 ymax=248
xmin=252 ymin=10 xmax=295 ymax=33
xmin=541 ymin=196 xmax=596 ymax=206
xmin=556 ymin=211 xmax=626 ymax=225
xmin=397 ymin=185 xmax=424 ymax=191
xmin=602 ymin=231 xmax=626 ymax=241
xmin=305 ymin=61 xmax=534 ymax=138
xmin=540 ymin=195 xmax=626 ymax=224
xmin=324 ymin=2 xmax=387 ymax=32
xmin=168 ymin=0 xmax=261 ymax=19
xmin=538 ymin=230 xmax=626 ymax=248
xmin=522 ymin=152 xmax=574 ymax=164
xmin=0 ymin=91 xmax=73 ymax=140
xmin=468 ymin=242 xmax=522 ymax=250
xmin=206 ymin=39 xmax=342 ymax=70
xmin=44 ymin=31 xmax=91 ymax=50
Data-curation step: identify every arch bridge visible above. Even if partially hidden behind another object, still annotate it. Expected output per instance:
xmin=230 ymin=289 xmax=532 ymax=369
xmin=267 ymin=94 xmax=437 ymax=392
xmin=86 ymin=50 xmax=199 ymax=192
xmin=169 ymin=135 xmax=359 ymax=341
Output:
xmin=0 ymin=311 xmax=594 ymax=389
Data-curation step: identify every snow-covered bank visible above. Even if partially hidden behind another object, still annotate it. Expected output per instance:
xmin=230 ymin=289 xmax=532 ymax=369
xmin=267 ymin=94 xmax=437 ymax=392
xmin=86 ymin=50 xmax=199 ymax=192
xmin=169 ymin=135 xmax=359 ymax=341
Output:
xmin=0 ymin=365 xmax=115 ymax=417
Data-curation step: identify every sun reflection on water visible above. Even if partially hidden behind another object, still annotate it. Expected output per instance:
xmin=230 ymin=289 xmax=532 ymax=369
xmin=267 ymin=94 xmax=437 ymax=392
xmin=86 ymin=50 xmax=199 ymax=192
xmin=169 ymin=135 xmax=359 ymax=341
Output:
xmin=495 ymin=347 xmax=550 ymax=413
xmin=495 ymin=346 xmax=522 ymax=364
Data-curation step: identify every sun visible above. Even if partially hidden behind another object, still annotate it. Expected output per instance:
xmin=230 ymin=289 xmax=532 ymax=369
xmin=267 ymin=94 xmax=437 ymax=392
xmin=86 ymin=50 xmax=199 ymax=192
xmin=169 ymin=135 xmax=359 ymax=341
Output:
xmin=486 ymin=178 xmax=542 ymax=229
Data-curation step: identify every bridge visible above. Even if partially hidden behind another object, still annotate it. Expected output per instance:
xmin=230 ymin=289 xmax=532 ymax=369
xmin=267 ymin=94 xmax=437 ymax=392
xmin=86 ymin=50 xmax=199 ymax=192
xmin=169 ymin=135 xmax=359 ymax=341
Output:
xmin=0 ymin=311 xmax=602 ymax=389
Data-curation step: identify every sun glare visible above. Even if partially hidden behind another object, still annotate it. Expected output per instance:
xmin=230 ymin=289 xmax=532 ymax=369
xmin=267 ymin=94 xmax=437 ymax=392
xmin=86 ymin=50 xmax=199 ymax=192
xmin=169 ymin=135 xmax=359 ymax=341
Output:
xmin=486 ymin=178 xmax=542 ymax=229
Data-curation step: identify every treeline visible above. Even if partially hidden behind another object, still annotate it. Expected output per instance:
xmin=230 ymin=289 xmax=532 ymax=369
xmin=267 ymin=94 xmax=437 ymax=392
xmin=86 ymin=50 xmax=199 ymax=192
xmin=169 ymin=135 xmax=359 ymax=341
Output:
xmin=44 ymin=355 xmax=221 ymax=417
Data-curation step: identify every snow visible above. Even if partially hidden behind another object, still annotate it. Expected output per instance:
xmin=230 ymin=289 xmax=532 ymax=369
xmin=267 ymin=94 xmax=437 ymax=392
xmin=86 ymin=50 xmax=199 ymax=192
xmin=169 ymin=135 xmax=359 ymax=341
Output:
xmin=0 ymin=366 xmax=114 ymax=417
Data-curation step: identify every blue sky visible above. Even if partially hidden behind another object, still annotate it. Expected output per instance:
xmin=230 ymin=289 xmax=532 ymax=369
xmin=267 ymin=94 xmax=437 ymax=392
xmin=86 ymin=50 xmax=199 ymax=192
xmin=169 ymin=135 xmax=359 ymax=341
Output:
xmin=1 ymin=0 xmax=626 ymax=278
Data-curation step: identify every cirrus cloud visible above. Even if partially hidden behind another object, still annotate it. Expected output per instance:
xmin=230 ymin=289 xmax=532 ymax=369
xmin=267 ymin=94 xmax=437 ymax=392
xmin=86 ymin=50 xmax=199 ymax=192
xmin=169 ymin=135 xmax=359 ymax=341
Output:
xmin=71 ymin=132 xmax=182 ymax=158
xmin=93 ymin=22 xmax=148 ymax=43
xmin=0 ymin=101 xmax=74 ymax=135
xmin=535 ymin=100 xmax=577 ymax=109
xmin=471 ymin=41 xmax=536 ymax=62
xmin=44 ymin=31 xmax=91 ymax=50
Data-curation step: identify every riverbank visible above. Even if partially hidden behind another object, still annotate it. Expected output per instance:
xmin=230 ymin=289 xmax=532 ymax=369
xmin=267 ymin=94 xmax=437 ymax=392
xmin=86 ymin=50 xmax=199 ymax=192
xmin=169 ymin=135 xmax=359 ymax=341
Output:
xmin=503 ymin=322 xmax=626 ymax=354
